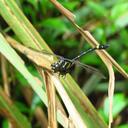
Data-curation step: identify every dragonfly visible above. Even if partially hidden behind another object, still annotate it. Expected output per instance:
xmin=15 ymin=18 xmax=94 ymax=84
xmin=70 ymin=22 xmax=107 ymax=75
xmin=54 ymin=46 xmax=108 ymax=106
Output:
xmin=42 ymin=44 xmax=109 ymax=77
xmin=9 ymin=40 xmax=109 ymax=78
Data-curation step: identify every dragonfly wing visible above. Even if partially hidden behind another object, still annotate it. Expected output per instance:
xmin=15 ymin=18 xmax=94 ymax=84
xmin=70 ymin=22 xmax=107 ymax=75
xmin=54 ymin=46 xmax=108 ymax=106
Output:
xmin=41 ymin=50 xmax=63 ymax=59
xmin=74 ymin=61 xmax=105 ymax=78
xmin=41 ymin=50 xmax=73 ymax=62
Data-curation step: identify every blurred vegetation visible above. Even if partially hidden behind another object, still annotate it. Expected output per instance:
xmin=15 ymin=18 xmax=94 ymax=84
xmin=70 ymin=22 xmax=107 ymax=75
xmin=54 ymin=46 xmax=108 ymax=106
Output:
xmin=0 ymin=0 xmax=128 ymax=128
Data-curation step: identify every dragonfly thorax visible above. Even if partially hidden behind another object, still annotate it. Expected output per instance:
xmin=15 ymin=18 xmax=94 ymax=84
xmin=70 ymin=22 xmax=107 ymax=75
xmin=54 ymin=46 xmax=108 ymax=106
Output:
xmin=51 ymin=59 xmax=72 ymax=75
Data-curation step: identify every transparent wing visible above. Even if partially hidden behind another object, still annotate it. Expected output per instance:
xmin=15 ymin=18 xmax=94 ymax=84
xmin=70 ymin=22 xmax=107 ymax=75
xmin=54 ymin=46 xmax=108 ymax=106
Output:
xmin=74 ymin=60 xmax=106 ymax=79
xmin=41 ymin=50 xmax=105 ymax=78
xmin=41 ymin=50 xmax=73 ymax=62
xmin=41 ymin=50 xmax=63 ymax=59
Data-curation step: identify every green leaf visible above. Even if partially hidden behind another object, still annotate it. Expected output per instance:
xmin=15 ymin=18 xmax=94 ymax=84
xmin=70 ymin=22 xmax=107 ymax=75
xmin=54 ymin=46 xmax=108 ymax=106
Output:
xmin=111 ymin=3 xmax=128 ymax=27
xmin=2 ymin=119 xmax=10 ymax=128
xmin=0 ymin=33 xmax=47 ymax=106
xmin=63 ymin=39 xmax=78 ymax=48
xmin=103 ymin=93 xmax=127 ymax=119
xmin=31 ymin=94 xmax=43 ymax=111
xmin=119 ymin=30 xmax=128 ymax=47
xmin=111 ymin=3 xmax=128 ymax=20
xmin=115 ymin=13 xmax=128 ymax=28
xmin=15 ymin=69 xmax=28 ymax=86
xmin=14 ymin=102 xmax=30 ymax=113
xmin=27 ymin=0 xmax=38 ymax=10
xmin=93 ymin=28 xmax=106 ymax=43
xmin=81 ymin=54 xmax=102 ymax=65
xmin=87 ymin=2 xmax=107 ymax=17
xmin=62 ymin=1 xmax=79 ymax=11
xmin=0 ymin=87 xmax=31 ymax=128
xmin=98 ymin=108 xmax=108 ymax=122
xmin=117 ymin=124 xmax=128 ymax=128
xmin=41 ymin=18 xmax=68 ymax=32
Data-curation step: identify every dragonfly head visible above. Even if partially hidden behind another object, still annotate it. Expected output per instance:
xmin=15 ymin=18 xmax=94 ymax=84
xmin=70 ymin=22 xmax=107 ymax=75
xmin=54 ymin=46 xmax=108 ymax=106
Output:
xmin=51 ymin=62 xmax=59 ymax=72
xmin=51 ymin=59 xmax=64 ymax=72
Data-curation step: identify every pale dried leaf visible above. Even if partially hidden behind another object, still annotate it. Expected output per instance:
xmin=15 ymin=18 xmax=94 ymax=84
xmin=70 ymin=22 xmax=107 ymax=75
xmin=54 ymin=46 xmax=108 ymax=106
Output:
xmin=43 ymin=71 xmax=57 ymax=128
xmin=50 ymin=74 xmax=87 ymax=128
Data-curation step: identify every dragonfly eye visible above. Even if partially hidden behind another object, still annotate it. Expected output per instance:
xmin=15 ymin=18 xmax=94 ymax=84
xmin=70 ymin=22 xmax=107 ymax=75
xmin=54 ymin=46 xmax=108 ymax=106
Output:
xmin=51 ymin=62 xmax=59 ymax=69
xmin=55 ymin=63 xmax=59 ymax=67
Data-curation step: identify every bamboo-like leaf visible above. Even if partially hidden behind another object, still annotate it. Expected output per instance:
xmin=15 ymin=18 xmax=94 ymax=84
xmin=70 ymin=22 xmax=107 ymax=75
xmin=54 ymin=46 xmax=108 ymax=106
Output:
xmin=0 ymin=0 xmax=109 ymax=127
xmin=7 ymin=36 xmax=104 ymax=128
xmin=44 ymin=71 xmax=57 ymax=128
xmin=51 ymin=74 xmax=90 ymax=128
xmin=49 ymin=1 xmax=127 ymax=128
xmin=0 ymin=0 xmax=49 ymax=50
xmin=0 ymin=87 xmax=31 ymax=128
xmin=6 ymin=36 xmax=52 ymax=71
xmin=0 ymin=34 xmax=69 ymax=127
xmin=0 ymin=33 xmax=47 ymax=106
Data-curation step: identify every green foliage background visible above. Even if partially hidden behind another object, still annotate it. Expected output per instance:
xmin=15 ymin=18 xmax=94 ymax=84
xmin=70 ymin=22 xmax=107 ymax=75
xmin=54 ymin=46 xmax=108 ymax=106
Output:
xmin=0 ymin=0 xmax=128 ymax=128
